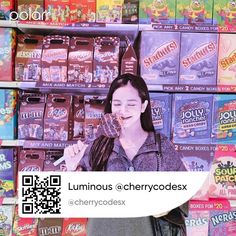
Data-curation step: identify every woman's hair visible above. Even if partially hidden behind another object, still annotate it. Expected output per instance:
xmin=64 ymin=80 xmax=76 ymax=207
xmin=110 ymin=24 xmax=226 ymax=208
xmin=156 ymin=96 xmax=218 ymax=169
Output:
xmin=89 ymin=73 xmax=155 ymax=171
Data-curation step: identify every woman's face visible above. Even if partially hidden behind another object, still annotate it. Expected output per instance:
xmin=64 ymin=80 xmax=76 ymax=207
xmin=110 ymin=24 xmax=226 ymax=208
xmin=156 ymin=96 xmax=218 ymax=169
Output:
xmin=111 ymin=83 xmax=148 ymax=128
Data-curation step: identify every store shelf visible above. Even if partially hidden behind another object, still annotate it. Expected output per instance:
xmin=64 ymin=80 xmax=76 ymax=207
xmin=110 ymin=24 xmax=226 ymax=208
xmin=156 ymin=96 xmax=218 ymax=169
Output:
xmin=0 ymin=140 xmax=24 ymax=147
xmin=0 ymin=20 xmax=17 ymax=28
xmin=0 ymin=81 xmax=19 ymax=88
xmin=22 ymin=140 xmax=77 ymax=149
xmin=0 ymin=197 xmax=17 ymax=205
xmin=139 ymin=23 xmax=236 ymax=33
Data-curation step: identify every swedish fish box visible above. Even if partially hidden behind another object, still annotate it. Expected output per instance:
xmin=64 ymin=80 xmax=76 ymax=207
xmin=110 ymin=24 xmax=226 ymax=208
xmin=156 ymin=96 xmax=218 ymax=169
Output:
xmin=212 ymin=94 xmax=236 ymax=144
xmin=96 ymin=0 xmax=124 ymax=23
xmin=139 ymin=0 xmax=176 ymax=24
xmin=0 ymin=89 xmax=17 ymax=140
xmin=176 ymin=0 xmax=213 ymax=25
xmin=150 ymin=92 xmax=172 ymax=137
xmin=218 ymin=34 xmax=236 ymax=85
xmin=172 ymin=93 xmax=213 ymax=144
xmin=0 ymin=149 xmax=14 ymax=197
xmin=213 ymin=0 xmax=236 ymax=26
xmin=179 ymin=32 xmax=218 ymax=85
xmin=140 ymin=31 xmax=180 ymax=85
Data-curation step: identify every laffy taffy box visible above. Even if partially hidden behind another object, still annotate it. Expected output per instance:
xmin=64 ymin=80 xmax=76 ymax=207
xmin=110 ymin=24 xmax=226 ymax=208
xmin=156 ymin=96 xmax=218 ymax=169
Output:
xmin=213 ymin=0 xmax=236 ymax=26
xmin=42 ymin=35 xmax=69 ymax=82
xmin=140 ymin=31 xmax=180 ymax=85
xmin=68 ymin=37 xmax=94 ymax=84
xmin=0 ymin=149 xmax=14 ymax=197
xmin=96 ymin=0 xmax=124 ymax=23
xmin=139 ymin=0 xmax=175 ymax=24
xmin=0 ymin=28 xmax=16 ymax=81
xmin=218 ymin=34 xmax=236 ymax=85
xmin=179 ymin=33 xmax=218 ymax=85
xmin=70 ymin=0 xmax=96 ymax=23
xmin=0 ymin=89 xmax=17 ymax=140
xmin=15 ymin=34 xmax=43 ymax=81
xmin=176 ymin=0 xmax=213 ymax=25
xmin=44 ymin=94 xmax=73 ymax=141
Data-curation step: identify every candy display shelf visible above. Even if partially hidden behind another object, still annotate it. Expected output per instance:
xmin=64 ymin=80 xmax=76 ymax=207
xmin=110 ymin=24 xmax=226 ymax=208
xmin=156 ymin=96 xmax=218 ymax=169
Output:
xmin=0 ymin=20 xmax=17 ymax=28
xmin=0 ymin=140 xmax=24 ymax=147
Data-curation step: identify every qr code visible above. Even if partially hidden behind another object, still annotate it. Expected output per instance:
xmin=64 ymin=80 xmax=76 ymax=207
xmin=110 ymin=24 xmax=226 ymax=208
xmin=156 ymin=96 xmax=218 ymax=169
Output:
xmin=21 ymin=175 xmax=61 ymax=214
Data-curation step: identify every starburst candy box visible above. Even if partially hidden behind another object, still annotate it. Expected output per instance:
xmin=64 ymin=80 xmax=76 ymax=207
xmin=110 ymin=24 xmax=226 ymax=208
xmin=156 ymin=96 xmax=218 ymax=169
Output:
xmin=0 ymin=149 xmax=14 ymax=197
xmin=218 ymin=34 xmax=236 ymax=86
xmin=149 ymin=92 xmax=172 ymax=137
xmin=0 ymin=89 xmax=17 ymax=140
xmin=176 ymin=0 xmax=213 ymax=25
xmin=208 ymin=152 xmax=236 ymax=199
xmin=213 ymin=0 xmax=236 ymax=26
xmin=172 ymin=93 xmax=213 ymax=144
xmin=179 ymin=32 xmax=218 ymax=85
xmin=140 ymin=31 xmax=180 ymax=85
xmin=139 ymin=0 xmax=175 ymax=24
xmin=212 ymin=94 xmax=236 ymax=144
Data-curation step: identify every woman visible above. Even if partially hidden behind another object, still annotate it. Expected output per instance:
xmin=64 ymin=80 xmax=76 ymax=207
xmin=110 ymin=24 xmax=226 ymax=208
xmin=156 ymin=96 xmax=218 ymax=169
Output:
xmin=64 ymin=73 xmax=188 ymax=236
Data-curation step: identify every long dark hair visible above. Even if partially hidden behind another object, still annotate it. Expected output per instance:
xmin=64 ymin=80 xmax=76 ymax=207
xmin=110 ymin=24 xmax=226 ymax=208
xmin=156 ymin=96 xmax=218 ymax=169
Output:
xmin=89 ymin=73 xmax=155 ymax=171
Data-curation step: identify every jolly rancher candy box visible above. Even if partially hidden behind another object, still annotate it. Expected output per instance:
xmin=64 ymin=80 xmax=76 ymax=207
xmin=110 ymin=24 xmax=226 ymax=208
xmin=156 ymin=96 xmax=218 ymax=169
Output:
xmin=172 ymin=93 xmax=213 ymax=144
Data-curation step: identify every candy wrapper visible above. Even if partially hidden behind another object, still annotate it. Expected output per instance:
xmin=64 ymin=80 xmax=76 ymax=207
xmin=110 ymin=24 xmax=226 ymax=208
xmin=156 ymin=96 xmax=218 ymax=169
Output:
xmin=62 ymin=218 xmax=88 ymax=236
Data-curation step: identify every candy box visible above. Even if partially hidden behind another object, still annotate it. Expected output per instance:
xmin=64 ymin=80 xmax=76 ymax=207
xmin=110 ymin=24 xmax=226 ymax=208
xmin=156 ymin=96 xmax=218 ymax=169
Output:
xmin=121 ymin=42 xmax=137 ymax=75
xmin=84 ymin=95 xmax=106 ymax=142
xmin=70 ymin=0 xmax=96 ymax=23
xmin=179 ymin=33 xmax=218 ymax=86
xmin=208 ymin=151 xmax=236 ymax=199
xmin=38 ymin=218 xmax=63 ymax=236
xmin=0 ymin=205 xmax=14 ymax=236
xmin=44 ymin=150 xmax=66 ymax=171
xmin=149 ymin=92 xmax=172 ymax=137
xmin=45 ymin=0 xmax=70 ymax=23
xmin=18 ymin=150 xmax=45 ymax=171
xmin=212 ymin=94 xmax=236 ymax=144
xmin=68 ymin=37 xmax=94 ymax=84
xmin=0 ymin=0 xmax=14 ymax=20
xmin=0 ymin=148 xmax=14 ymax=197
xmin=0 ymin=89 xmax=17 ymax=140
xmin=172 ymin=93 xmax=213 ymax=144
xmin=18 ymin=92 xmax=46 ymax=140
xmin=15 ymin=34 xmax=43 ymax=81
xmin=17 ymin=0 xmax=44 ymax=21
xmin=176 ymin=0 xmax=213 ymax=25
xmin=139 ymin=0 xmax=175 ymax=24
xmin=140 ymin=31 xmax=180 ymax=85
xmin=179 ymin=145 xmax=215 ymax=171
xmin=96 ymin=0 xmax=124 ymax=23
xmin=122 ymin=0 xmax=138 ymax=24
xmin=62 ymin=218 xmax=88 ymax=236
xmin=12 ymin=205 xmax=38 ymax=236
xmin=213 ymin=0 xmax=236 ymax=26
xmin=185 ymin=209 xmax=209 ymax=236
xmin=44 ymin=94 xmax=73 ymax=141
xmin=0 ymin=28 xmax=16 ymax=81
xmin=218 ymin=34 xmax=236 ymax=86
xmin=93 ymin=36 xmax=120 ymax=87
xmin=42 ymin=35 xmax=69 ymax=82
xmin=73 ymin=95 xmax=85 ymax=139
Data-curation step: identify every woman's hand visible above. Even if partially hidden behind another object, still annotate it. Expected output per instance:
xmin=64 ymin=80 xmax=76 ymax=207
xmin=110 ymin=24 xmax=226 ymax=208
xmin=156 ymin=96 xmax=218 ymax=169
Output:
xmin=64 ymin=140 xmax=88 ymax=171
